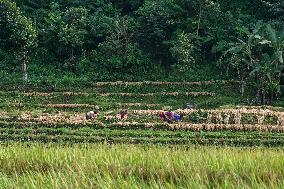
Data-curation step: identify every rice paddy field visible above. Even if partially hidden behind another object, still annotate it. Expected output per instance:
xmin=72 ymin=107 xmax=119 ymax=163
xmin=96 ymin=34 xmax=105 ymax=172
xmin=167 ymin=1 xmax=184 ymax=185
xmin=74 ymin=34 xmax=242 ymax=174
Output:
xmin=0 ymin=80 xmax=284 ymax=188
xmin=1 ymin=143 xmax=284 ymax=188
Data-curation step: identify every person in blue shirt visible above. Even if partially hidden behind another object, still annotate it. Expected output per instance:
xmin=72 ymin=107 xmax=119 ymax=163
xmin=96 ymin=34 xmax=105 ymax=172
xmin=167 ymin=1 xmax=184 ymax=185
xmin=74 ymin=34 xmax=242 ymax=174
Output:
xmin=174 ymin=113 xmax=183 ymax=122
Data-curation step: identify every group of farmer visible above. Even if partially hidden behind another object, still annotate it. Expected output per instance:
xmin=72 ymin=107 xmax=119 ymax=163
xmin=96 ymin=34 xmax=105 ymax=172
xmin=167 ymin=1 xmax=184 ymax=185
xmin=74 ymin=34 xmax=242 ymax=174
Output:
xmin=159 ymin=111 xmax=183 ymax=123
xmin=85 ymin=105 xmax=184 ymax=123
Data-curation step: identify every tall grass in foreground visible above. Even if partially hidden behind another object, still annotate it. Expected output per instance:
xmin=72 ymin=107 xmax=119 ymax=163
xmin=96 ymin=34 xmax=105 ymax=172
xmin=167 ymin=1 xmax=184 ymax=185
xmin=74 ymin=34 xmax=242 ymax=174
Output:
xmin=0 ymin=143 xmax=283 ymax=188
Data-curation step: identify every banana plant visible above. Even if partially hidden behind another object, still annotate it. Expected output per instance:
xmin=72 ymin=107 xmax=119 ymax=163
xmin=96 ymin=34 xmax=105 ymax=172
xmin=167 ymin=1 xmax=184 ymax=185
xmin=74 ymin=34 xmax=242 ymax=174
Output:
xmin=222 ymin=22 xmax=284 ymax=104
xmin=222 ymin=23 xmax=262 ymax=96
xmin=250 ymin=53 xmax=283 ymax=103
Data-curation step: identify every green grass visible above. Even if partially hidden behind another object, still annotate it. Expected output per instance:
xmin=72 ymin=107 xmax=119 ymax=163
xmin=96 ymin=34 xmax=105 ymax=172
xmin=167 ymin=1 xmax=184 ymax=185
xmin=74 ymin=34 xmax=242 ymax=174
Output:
xmin=0 ymin=143 xmax=283 ymax=188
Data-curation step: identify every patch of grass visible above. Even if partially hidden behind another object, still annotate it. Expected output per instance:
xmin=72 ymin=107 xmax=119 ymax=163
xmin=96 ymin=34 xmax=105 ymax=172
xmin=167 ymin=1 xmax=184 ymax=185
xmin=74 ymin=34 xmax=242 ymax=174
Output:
xmin=0 ymin=143 xmax=283 ymax=188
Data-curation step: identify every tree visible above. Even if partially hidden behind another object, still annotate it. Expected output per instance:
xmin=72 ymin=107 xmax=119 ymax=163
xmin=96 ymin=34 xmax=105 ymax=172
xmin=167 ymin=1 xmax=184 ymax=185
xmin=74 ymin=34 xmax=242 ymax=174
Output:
xmin=223 ymin=23 xmax=284 ymax=104
xmin=43 ymin=2 xmax=118 ymax=72
xmin=136 ymin=0 xmax=183 ymax=67
xmin=170 ymin=31 xmax=196 ymax=71
xmin=87 ymin=3 xmax=119 ymax=49
xmin=110 ymin=0 xmax=144 ymax=14
xmin=93 ymin=16 xmax=151 ymax=80
xmin=59 ymin=7 xmax=88 ymax=72
xmin=136 ymin=0 xmax=223 ymax=67
xmin=0 ymin=0 xmax=37 ymax=81
xmin=265 ymin=1 xmax=284 ymax=22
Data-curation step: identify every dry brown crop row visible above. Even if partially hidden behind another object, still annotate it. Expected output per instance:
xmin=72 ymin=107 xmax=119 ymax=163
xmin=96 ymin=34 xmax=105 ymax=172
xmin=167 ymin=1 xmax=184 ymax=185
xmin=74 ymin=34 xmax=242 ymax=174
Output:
xmin=46 ymin=103 xmax=160 ymax=110
xmin=47 ymin=104 xmax=94 ymax=108
xmin=24 ymin=92 xmax=89 ymax=97
xmin=1 ymin=110 xmax=283 ymax=132
xmin=95 ymin=80 xmax=239 ymax=86
xmin=166 ymin=123 xmax=284 ymax=132
xmin=221 ymin=106 xmax=284 ymax=112
xmin=101 ymin=92 xmax=215 ymax=97
xmin=118 ymin=103 xmax=160 ymax=107
xmin=0 ymin=106 xmax=283 ymax=128
xmin=132 ymin=108 xmax=284 ymax=126
xmin=111 ymin=122 xmax=284 ymax=132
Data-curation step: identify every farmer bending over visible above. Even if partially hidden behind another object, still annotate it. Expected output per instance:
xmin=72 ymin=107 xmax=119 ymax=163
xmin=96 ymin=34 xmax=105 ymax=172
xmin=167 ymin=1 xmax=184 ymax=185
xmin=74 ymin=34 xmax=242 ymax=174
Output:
xmin=165 ymin=111 xmax=174 ymax=123
xmin=86 ymin=106 xmax=99 ymax=120
xmin=119 ymin=105 xmax=128 ymax=120
xmin=159 ymin=112 xmax=167 ymax=121
xmin=174 ymin=113 xmax=183 ymax=122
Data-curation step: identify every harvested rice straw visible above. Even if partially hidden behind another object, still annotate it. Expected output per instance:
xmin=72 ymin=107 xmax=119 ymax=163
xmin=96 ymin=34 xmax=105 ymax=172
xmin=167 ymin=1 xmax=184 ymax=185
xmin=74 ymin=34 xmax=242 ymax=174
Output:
xmin=47 ymin=104 xmax=94 ymax=108
xmin=25 ymin=92 xmax=88 ymax=97
xmin=223 ymin=114 xmax=230 ymax=124
xmin=101 ymin=92 xmax=215 ymax=97
xmin=216 ymin=113 xmax=223 ymax=124
xmin=94 ymin=80 xmax=239 ymax=86
xmin=206 ymin=113 xmax=213 ymax=124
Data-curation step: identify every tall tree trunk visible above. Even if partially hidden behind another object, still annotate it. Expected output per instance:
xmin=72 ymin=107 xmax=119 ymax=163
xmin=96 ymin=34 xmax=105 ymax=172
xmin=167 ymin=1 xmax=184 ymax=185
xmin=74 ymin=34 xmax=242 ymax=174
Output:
xmin=262 ymin=89 xmax=266 ymax=105
xmin=22 ymin=62 xmax=27 ymax=81
xmin=256 ymin=88 xmax=260 ymax=105
xmin=18 ymin=48 xmax=28 ymax=82
xmin=196 ymin=3 xmax=202 ymax=37
xmin=69 ymin=48 xmax=76 ymax=72
xmin=240 ymin=75 xmax=245 ymax=96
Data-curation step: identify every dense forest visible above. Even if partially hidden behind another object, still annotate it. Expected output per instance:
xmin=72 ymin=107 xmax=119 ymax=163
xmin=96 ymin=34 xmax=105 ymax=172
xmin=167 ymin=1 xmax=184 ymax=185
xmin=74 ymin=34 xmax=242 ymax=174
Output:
xmin=0 ymin=0 xmax=284 ymax=103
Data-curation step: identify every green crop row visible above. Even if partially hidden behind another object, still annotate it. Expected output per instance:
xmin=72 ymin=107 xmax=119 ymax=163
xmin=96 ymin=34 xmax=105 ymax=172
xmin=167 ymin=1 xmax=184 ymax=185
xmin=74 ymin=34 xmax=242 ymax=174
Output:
xmin=0 ymin=121 xmax=283 ymax=133
xmin=0 ymin=127 xmax=284 ymax=141
xmin=0 ymin=132 xmax=284 ymax=147
xmin=0 ymin=80 xmax=240 ymax=93
xmin=0 ymin=125 xmax=283 ymax=146
xmin=93 ymin=84 xmax=238 ymax=94
xmin=0 ymin=90 xmax=245 ymax=110
xmin=0 ymin=142 xmax=283 ymax=188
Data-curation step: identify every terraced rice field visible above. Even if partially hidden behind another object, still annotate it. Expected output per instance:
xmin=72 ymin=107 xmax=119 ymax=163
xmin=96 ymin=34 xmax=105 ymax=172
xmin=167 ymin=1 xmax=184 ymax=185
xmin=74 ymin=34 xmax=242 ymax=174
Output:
xmin=1 ymin=80 xmax=284 ymax=188
xmin=0 ymin=80 xmax=283 ymax=146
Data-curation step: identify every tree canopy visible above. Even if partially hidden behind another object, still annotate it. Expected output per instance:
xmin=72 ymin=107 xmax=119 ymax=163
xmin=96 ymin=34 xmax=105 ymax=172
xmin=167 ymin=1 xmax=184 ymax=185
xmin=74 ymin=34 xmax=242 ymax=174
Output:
xmin=0 ymin=0 xmax=283 ymax=103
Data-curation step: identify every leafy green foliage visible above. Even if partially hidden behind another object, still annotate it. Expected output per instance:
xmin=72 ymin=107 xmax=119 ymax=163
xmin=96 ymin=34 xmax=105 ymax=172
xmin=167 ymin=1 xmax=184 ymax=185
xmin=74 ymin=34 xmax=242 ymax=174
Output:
xmin=222 ymin=23 xmax=284 ymax=104
xmin=170 ymin=32 xmax=196 ymax=71
xmin=90 ymin=16 xmax=156 ymax=80
xmin=0 ymin=0 xmax=37 ymax=81
xmin=0 ymin=0 xmax=37 ymax=49
xmin=0 ymin=0 xmax=283 ymax=105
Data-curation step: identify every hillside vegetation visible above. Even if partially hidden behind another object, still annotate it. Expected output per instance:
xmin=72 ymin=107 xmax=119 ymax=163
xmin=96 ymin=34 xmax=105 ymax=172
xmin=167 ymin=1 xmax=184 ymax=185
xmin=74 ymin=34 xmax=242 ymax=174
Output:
xmin=0 ymin=0 xmax=284 ymax=104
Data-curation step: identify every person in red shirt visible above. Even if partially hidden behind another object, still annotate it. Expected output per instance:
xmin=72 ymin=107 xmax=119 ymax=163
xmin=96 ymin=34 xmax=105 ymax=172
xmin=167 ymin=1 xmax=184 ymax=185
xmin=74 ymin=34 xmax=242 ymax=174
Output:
xmin=119 ymin=105 xmax=128 ymax=120
xmin=159 ymin=112 xmax=167 ymax=121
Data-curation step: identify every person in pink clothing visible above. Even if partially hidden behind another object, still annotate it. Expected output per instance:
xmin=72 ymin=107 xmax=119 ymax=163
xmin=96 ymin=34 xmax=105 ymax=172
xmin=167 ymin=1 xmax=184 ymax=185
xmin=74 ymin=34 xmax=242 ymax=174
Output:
xmin=164 ymin=111 xmax=174 ymax=123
